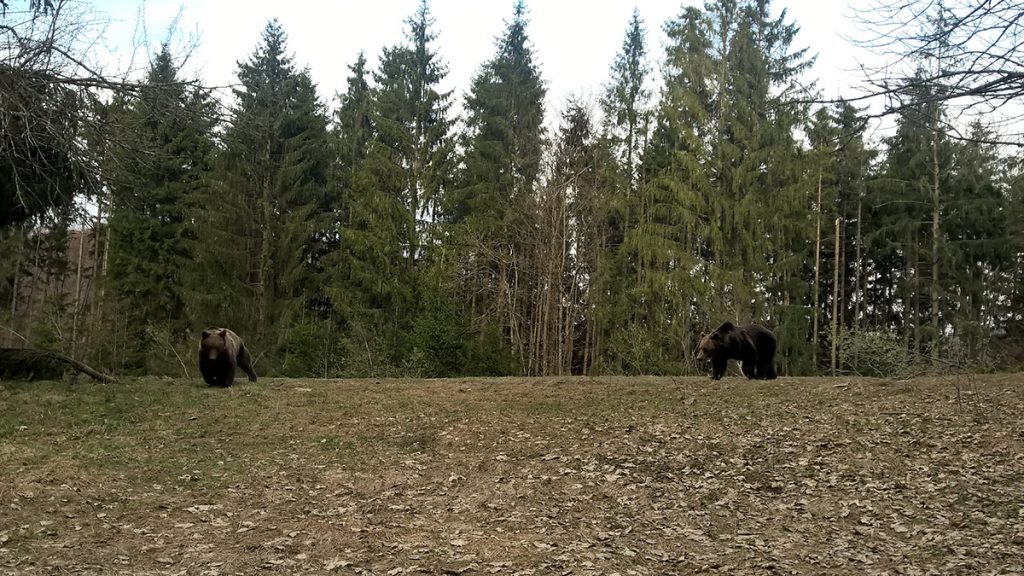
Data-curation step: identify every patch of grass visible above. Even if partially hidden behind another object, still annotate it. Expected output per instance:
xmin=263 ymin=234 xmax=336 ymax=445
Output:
xmin=0 ymin=374 xmax=1022 ymax=575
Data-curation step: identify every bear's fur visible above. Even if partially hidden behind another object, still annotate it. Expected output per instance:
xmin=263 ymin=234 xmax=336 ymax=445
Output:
xmin=695 ymin=322 xmax=777 ymax=380
xmin=198 ymin=328 xmax=258 ymax=387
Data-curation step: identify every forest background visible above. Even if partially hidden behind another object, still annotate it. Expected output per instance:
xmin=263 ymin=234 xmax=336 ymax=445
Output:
xmin=2 ymin=0 xmax=1022 ymax=378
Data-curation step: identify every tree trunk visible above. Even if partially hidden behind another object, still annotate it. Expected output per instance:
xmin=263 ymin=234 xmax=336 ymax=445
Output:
xmin=71 ymin=227 xmax=86 ymax=360
xmin=91 ymin=197 xmax=104 ymax=317
xmin=812 ymin=170 xmax=822 ymax=371
xmin=831 ymin=217 xmax=841 ymax=375
xmin=912 ymin=238 xmax=921 ymax=354
xmin=903 ymin=236 xmax=912 ymax=351
xmin=931 ymin=134 xmax=941 ymax=361
xmin=8 ymin=227 xmax=23 ymax=347
xmin=25 ymin=232 xmax=41 ymax=343
xmin=0 ymin=347 xmax=117 ymax=383
xmin=839 ymin=214 xmax=847 ymax=367
xmin=854 ymin=197 xmax=863 ymax=331
xmin=258 ymin=183 xmax=273 ymax=339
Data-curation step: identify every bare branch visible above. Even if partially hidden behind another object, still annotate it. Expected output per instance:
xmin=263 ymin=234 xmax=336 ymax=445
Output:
xmin=807 ymin=0 xmax=1024 ymax=144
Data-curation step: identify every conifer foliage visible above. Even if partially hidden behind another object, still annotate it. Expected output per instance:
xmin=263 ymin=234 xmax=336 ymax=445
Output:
xmin=195 ymin=19 xmax=332 ymax=369
xmin=4 ymin=0 xmax=1022 ymax=377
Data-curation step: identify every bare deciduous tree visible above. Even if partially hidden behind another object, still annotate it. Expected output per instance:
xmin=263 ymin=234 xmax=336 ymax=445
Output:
xmin=849 ymin=0 xmax=1024 ymax=144
xmin=1 ymin=0 xmax=206 ymax=227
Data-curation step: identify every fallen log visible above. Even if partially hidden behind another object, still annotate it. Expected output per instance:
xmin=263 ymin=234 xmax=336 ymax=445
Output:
xmin=0 ymin=348 xmax=116 ymax=383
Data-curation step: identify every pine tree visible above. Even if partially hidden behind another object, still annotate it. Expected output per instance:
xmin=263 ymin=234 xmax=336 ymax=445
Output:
xmin=805 ymin=106 xmax=839 ymax=372
xmin=590 ymin=9 xmax=653 ymax=373
xmin=200 ymin=20 xmax=332 ymax=369
xmin=442 ymin=0 xmax=546 ymax=372
xmin=945 ymin=122 xmax=1011 ymax=357
xmin=614 ymin=0 xmax=812 ymax=374
xmin=600 ymin=9 xmax=651 ymax=194
xmin=715 ymin=0 xmax=813 ymax=325
xmin=607 ymin=5 xmax=713 ymax=374
xmin=371 ymin=0 xmax=454 ymax=273
xmin=334 ymin=53 xmax=373 ymax=192
xmin=832 ymin=101 xmax=875 ymax=336
xmin=328 ymin=0 xmax=459 ymax=371
xmin=103 ymin=45 xmax=216 ymax=371
xmin=865 ymin=75 xmax=952 ymax=354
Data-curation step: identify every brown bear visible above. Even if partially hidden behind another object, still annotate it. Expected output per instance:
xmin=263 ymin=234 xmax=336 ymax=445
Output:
xmin=198 ymin=328 xmax=258 ymax=387
xmin=695 ymin=322 xmax=777 ymax=380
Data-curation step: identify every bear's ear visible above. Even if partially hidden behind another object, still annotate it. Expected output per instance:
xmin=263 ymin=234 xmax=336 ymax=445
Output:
xmin=717 ymin=321 xmax=735 ymax=332
xmin=219 ymin=329 xmax=228 ymax=337
xmin=201 ymin=330 xmax=210 ymax=339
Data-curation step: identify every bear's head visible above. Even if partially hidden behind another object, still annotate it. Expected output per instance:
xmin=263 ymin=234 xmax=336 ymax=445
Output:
xmin=200 ymin=328 xmax=229 ymax=361
xmin=695 ymin=322 xmax=735 ymax=361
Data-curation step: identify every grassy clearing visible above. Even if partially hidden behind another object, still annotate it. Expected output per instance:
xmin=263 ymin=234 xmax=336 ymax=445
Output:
xmin=1 ymin=374 xmax=1022 ymax=575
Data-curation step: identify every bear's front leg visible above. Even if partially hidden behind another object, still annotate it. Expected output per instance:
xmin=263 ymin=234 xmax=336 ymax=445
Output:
xmin=711 ymin=358 xmax=727 ymax=380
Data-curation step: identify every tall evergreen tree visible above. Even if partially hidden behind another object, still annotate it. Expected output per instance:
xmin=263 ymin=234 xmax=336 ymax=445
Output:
xmin=328 ymin=53 xmax=409 ymax=371
xmin=865 ymin=75 xmax=952 ymax=354
xmin=600 ymin=9 xmax=651 ymax=194
xmin=615 ymin=0 xmax=812 ymax=373
xmin=198 ymin=20 xmax=332 ymax=368
xmin=334 ymin=53 xmax=373 ymax=192
xmin=103 ymin=45 xmax=216 ymax=371
xmin=371 ymin=0 xmax=454 ymax=273
xmin=327 ymin=51 xmax=386 ymax=337
xmin=608 ymin=6 xmax=713 ymax=373
xmin=443 ymin=0 xmax=546 ymax=371
xmin=944 ymin=122 xmax=1010 ymax=357
xmin=802 ymin=101 xmax=874 ymax=372
xmin=713 ymin=0 xmax=813 ymax=326
xmin=831 ymin=101 xmax=875 ymax=335
xmin=590 ymin=9 xmax=653 ymax=373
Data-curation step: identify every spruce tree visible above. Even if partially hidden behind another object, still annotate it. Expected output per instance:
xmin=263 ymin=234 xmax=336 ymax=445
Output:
xmin=201 ymin=20 xmax=332 ymax=368
xmin=865 ymin=76 xmax=952 ymax=354
xmin=608 ymin=5 xmax=713 ymax=373
xmin=803 ymin=101 xmax=875 ymax=372
xmin=371 ymin=0 xmax=454 ymax=273
xmin=591 ymin=9 xmax=653 ymax=373
xmin=103 ymin=45 xmax=216 ymax=371
xmin=832 ymin=101 xmax=875 ymax=335
xmin=600 ymin=9 xmax=651 ymax=194
xmin=442 ymin=0 xmax=546 ymax=371
xmin=945 ymin=122 xmax=1010 ymax=357
xmin=715 ymin=0 xmax=813 ymax=326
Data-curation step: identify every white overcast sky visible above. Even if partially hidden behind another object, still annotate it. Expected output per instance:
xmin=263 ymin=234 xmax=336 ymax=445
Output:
xmin=91 ymin=0 xmax=879 ymax=124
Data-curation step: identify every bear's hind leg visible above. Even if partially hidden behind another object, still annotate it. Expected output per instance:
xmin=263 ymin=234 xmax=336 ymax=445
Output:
xmin=237 ymin=345 xmax=258 ymax=383
xmin=741 ymin=360 xmax=757 ymax=379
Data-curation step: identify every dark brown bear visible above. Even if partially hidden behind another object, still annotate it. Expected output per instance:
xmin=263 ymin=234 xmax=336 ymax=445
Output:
xmin=695 ymin=322 xmax=777 ymax=380
xmin=198 ymin=328 xmax=258 ymax=387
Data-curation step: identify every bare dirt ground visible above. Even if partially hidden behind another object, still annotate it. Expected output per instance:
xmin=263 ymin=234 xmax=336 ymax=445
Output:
xmin=1 ymin=373 xmax=1022 ymax=575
